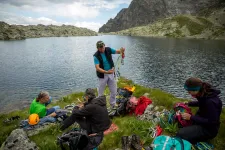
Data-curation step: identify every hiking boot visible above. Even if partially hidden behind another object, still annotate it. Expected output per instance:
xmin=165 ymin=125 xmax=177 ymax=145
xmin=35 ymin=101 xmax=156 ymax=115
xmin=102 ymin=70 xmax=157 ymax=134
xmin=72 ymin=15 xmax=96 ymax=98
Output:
xmin=121 ymin=136 xmax=131 ymax=150
xmin=3 ymin=116 xmax=20 ymax=123
xmin=131 ymin=134 xmax=142 ymax=150
xmin=144 ymin=146 xmax=153 ymax=150
xmin=107 ymin=104 xmax=117 ymax=113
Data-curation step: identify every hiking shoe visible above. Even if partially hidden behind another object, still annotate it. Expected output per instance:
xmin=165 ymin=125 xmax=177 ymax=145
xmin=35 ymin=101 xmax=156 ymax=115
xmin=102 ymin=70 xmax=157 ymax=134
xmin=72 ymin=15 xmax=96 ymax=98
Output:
xmin=107 ymin=104 xmax=118 ymax=113
xmin=131 ymin=134 xmax=142 ymax=150
xmin=3 ymin=116 xmax=20 ymax=123
xmin=121 ymin=136 xmax=131 ymax=150
xmin=144 ymin=146 xmax=153 ymax=150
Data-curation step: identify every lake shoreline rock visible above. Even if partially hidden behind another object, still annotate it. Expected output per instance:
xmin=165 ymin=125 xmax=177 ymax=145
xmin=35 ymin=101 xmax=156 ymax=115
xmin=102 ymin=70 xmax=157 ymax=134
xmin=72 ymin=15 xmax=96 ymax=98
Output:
xmin=0 ymin=22 xmax=98 ymax=40
xmin=1 ymin=129 xmax=39 ymax=150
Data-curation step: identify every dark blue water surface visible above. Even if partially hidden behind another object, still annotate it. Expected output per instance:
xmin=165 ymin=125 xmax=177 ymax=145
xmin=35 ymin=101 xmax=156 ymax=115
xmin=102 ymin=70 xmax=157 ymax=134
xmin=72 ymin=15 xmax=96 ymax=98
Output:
xmin=0 ymin=35 xmax=225 ymax=112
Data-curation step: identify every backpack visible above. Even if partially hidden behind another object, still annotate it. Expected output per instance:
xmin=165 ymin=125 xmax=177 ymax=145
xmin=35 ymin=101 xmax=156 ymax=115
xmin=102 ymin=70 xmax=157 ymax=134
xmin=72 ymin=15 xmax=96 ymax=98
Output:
xmin=173 ymin=102 xmax=193 ymax=127
xmin=109 ymin=88 xmax=134 ymax=118
xmin=109 ymin=97 xmax=129 ymax=118
xmin=116 ymin=88 xmax=133 ymax=103
xmin=56 ymin=110 xmax=69 ymax=122
xmin=152 ymin=135 xmax=192 ymax=150
xmin=126 ymin=96 xmax=138 ymax=114
xmin=134 ymin=96 xmax=152 ymax=116
xmin=57 ymin=128 xmax=89 ymax=150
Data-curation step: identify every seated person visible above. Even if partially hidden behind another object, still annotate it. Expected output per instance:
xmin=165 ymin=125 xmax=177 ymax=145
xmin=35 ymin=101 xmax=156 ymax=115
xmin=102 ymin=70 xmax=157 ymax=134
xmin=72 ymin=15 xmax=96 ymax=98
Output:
xmin=29 ymin=91 xmax=60 ymax=118
xmin=60 ymin=88 xmax=111 ymax=149
xmin=176 ymin=77 xmax=222 ymax=144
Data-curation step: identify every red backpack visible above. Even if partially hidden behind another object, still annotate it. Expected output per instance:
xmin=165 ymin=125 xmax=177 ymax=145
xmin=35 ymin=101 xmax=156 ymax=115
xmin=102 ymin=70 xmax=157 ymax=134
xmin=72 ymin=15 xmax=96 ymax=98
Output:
xmin=173 ymin=102 xmax=193 ymax=127
xmin=134 ymin=96 xmax=152 ymax=116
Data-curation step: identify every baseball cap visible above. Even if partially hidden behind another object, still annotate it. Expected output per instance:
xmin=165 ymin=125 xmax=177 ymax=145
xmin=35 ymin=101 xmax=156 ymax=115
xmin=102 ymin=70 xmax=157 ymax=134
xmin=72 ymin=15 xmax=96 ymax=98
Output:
xmin=96 ymin=41 xmax=105 ymax=48
xmin=84 ymin=88 xmax=96 ymax=97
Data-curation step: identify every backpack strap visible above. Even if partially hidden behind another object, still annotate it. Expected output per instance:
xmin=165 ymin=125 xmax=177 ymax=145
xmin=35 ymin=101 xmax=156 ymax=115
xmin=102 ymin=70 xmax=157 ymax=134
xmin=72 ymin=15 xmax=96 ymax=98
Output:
xmin=162 ymin=136 xmax=170 ymax=150
xmin=57 ymin=137 xmax=67 ymax=150
xmin=168 ymin=110 xmax=175 ymax=124
xmin=173 ymin=137 xmax=184 ymax=150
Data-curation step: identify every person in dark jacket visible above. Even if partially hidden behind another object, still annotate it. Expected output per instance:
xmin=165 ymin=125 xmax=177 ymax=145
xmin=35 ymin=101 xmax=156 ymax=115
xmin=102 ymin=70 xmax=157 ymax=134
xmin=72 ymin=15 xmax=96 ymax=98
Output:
xmin=176 ymin=77 xmax=222 ymax=144
xmin=94 ymin=41 xmax=125 ymax=108
xmin=60 ymin=88 xmax=111 ymax=149
xmin=60 ymin=88 xmax=111 ymax=133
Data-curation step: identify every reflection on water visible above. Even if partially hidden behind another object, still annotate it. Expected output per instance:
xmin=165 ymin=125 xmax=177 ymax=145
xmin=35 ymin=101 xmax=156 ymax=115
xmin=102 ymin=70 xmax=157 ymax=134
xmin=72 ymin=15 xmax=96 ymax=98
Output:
xmin=0 ymin=35 xmax=224 ymax=112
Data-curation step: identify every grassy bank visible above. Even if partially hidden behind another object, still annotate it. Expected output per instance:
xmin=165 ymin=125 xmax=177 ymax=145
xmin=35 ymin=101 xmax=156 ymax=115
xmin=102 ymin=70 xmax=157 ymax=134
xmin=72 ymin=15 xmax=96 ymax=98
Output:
xmin=0 ymin=77 xmax=225 ymax=149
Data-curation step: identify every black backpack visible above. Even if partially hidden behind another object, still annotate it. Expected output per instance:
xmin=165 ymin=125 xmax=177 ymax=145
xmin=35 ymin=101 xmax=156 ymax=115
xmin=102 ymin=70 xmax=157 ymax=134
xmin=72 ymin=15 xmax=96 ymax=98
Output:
xmin=108 ymin=88 xmax=133 ymax=118
xmin=109 ymin=97 xmax=130 ymax=118
xmin=57 ymin=129 xmax=89 ymax=150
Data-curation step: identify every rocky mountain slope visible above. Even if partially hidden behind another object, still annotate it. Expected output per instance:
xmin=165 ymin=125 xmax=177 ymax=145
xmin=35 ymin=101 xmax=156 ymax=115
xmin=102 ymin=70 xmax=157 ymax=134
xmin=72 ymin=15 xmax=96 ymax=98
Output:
xmin=0 ymin=22 xmax=97 ymax=40
xmin=99 ymin=0 xmax=224 ymax=33
xmin=108 ymin=7 xmax=225 ymax=40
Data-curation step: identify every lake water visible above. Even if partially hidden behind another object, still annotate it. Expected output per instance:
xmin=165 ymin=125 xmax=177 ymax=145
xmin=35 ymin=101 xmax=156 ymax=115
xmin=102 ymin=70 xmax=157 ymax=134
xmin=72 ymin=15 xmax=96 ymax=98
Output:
xmin=0 ymin=35 xmax=225 ymax=113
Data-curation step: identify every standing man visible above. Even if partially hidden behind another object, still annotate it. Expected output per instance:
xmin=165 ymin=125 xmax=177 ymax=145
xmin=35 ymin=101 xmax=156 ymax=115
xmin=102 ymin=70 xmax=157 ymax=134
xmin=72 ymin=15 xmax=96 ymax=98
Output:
xmin=93 ymin=41 xmax=125 ymax=108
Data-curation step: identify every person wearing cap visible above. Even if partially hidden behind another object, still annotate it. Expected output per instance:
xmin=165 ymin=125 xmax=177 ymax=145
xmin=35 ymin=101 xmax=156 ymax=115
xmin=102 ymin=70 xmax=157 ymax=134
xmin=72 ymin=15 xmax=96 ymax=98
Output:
xmin=60 ymin=88 xmax=111 ymax=133
xmin=29 ymin=91 xmax=60 ymax=118
xmin=94 ymin=41 xmax=125 ymax=108
xmin=176 ymin=77 xmax=222 ymax=144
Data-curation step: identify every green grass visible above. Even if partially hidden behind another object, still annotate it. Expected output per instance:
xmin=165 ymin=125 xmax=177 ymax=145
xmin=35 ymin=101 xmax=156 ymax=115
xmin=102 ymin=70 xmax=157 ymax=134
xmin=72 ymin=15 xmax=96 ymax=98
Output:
xmin=0 ymin=109 xmax=30 ymax=145
xmin=171 ymin=16 xmax=206 ymax=35
xmin=165 ymin=29 xmax=184 ymax=38
xmin=113 ymin=15 xmax=221 ymax=38
xmin=212 ymin=28 xmax=225 ymax=37
xmin=99 ymin=116 xmax=153 ymax=150
xmin=196 ymin=17 xmax=213 ymax=28
xmin=0 ymin=77 xmax=225 ymax=149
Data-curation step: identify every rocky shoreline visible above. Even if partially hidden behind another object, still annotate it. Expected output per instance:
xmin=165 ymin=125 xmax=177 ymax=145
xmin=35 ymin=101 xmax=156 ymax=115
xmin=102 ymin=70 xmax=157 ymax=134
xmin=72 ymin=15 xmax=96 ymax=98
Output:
xmin=0 ymin=22 xmax=98 ymax=40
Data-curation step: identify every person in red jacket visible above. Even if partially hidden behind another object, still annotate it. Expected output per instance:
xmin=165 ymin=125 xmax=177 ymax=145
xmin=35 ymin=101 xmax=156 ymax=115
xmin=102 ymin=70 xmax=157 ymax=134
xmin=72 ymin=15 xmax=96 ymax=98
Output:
xmin=176 ymin=77 xmax=222 ymax=144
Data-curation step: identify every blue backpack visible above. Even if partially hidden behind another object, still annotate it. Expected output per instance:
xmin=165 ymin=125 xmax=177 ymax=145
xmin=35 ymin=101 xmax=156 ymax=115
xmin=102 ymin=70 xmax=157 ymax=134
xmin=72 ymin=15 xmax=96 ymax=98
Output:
xmin=152 ymin=135 xmax=192 ymax=150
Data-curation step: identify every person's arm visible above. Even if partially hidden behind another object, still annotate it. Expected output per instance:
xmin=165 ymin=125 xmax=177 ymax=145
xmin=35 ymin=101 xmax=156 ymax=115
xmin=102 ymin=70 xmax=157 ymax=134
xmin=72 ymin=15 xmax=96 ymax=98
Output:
xmin=190 ymin=100 xmax=219 ymax=125
xmin=72 ymin=105 xmax=94 ymax=117
xmin=47 ymin=112 xmax=57 ymax=117
xmin=38 ymin=107 xmax=47 ymax=118
xmin=95 ymin=64 xmax=114 ymax=74
xmin=60 ymin=105 xmax=94 ymax=130
xmin=115 ymin=47 xmax=125 ymax=54
xmin=94 ymin=56 xmax=110 ymax=74
xmin=188 ymin=101 xmax=199 ymax=107
xmin=95 ymin=64 xmax=107 ymax=73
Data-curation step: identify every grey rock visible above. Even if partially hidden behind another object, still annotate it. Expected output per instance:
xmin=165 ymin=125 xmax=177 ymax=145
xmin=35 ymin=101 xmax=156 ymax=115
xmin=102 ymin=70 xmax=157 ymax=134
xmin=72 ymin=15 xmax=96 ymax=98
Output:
xmin=2 ymin=129 xmax=38 ymax=150
xmin=99 ymin=0 xmax=223 ymax=33
xmin=137 ymin=104 xmax=170 ymax=122
xmin=145 ymin=104 xmax=154 ymax=112
xmin=153 ymin=106 xmax=159 ymax=111
xmin=26 ymin=123 xmax=55 ymax=137
xmin=143 ymin=93 xmax=150 ymax=97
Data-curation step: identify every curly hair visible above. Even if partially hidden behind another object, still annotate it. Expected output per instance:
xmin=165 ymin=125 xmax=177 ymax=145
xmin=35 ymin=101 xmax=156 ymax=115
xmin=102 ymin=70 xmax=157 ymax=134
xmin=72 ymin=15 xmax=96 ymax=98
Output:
xmin=36 ymin=91 xmax=49 ymax=102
